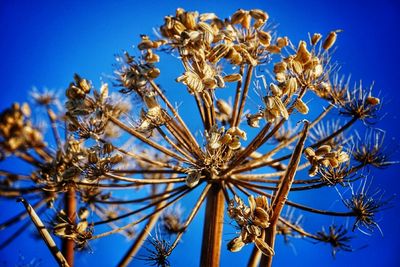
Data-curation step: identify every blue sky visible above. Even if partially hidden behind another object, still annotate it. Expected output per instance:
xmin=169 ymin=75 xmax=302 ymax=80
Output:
xmin=0 ymin=0 xmax=400 ymax=266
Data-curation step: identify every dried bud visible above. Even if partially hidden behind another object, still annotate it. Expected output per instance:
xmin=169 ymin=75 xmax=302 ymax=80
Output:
xmin=186 ymin=171 xmax=201 ymax=188
xmin=257 ymin=30 xmax=272 ymax=47
xmin=227 ymin=236 xmax=245 ymax=252
xmin=323 ymin=31 xmax=338 ymax=50
xmin=311 ymin=33 xmax=322 ymax=45
xmin=223 ymin=73 xmax=242 ymax=82
xmin=294 ymin=98 xmax=309 ymax=114
xmin=366 ymin=96 xmax=380 ymax=106
xmin=250 ymin=9 xmax=269 ymax=22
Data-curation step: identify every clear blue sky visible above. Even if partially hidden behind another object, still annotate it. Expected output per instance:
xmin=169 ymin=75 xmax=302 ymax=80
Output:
xmin=0 ymin=0 xmax=399 ymax=266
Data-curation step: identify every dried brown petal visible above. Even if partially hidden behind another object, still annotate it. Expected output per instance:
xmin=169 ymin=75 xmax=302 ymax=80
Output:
xmin=323 ymin=31 xmax=338 ymax=50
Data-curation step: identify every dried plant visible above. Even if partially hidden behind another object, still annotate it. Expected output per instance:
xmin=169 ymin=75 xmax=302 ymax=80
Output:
xmin=0 ymin=7 xmax=396 ymax=267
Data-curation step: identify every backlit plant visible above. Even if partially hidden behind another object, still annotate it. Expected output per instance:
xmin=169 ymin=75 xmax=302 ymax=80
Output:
xmin=0 ymin=7 xmax=396 ymax=267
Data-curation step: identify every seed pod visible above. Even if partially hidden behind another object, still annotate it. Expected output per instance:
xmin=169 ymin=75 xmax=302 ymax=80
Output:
xmin=270 ymin=83 xmax=282 ymax=96
xmin=227 ymin=127 xmax=247 ymax=140
xmin=186 ymin=171 xmax=201 ymax=188
xmin=138 ymin=39 xmax=154 ymax=50
xmin=147 ymin=68 xmax=161 ymax=79
xmin=215 ymin=75 xmax=225 ymax=88
xmin=291 ymin=60 xmax=303 ymax=75
xmin=266 ymin=45 xmax=281 ymax=54
xmin=199 ymin=13 xmax=217 ymax=21
xmin=103 ymin=143 xmax=114 ymax=154
xmin=304 ymin=147 xmax=316 ymax=158
xmin=323 ymin=31 xmax=337 ymax=50
xmin=231 ymin=9 xmax=246 ymax=25
xmin=366 ymin=96 xmax=380 ymax=106
xmin=246 ymin=113 xmax=262 ymax=128
xmin=183 ymin=12 xmax=197 ymax=30
xmin=250 ymin=9 xmax=269 ymax=22
xmin=273 ymin=62 xmax=287 ymax=74
xmin=257 ymin=30 xmax=272 ymax=47
xmin=144 ymin=50 xmax=160 ymax=63
xmin=308 ymin=164 xmax=319 ymax=177
xmin=295 ymin=41 xmax=311 ymax=64
xmin=228 ymin=136 xmax=241 ymax=150
xmin=315 ymin=145 xmax=331 ymax=156
xmin=208 ymin=43 xmax=230 ymax=63
xmin=220 ymin=133 xmax=232 ymax=145
xmin=223 ymin=73 xmax=242 ymax=82
xmin=241 ymin=12 xmax=251 ymax=29
xmin=254 ymin=19 xmax=265 ymax=29
xmin=294 ymin=98 xmax=309 ymax=114
xmin=311 ymin=33 xmax=322 ymax=45
xmin=88 ymin=151 xmax=98 ymax=164
xmin=255 ymin=237 xmax=275 ymax=256
xmin=227 ymin=236 xmax=245 ymax=252
xmin=276 ymin=37 xmax=289 ymax=48
xmin=286 ymin=77 xmax=298 ymax=95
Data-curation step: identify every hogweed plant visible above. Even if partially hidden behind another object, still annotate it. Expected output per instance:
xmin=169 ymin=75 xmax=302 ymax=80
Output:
xmin=0 ymin=7 xmax=396 ymax=267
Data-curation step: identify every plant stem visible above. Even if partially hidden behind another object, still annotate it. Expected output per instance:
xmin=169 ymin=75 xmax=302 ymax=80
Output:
xmin=200 ymin=183 xmax=225 ymax=267
xmin=63 ymin=187 xmax=76 ymax=267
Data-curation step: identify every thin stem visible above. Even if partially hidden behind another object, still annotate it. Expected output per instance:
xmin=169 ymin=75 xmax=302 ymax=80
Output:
xmin=231 ymin=65 xmax=245 ymax=127
xmin=18 ymin=198 xmax=70 ymax=267
xmin=234 ymin=65 xmax=254 ymax=128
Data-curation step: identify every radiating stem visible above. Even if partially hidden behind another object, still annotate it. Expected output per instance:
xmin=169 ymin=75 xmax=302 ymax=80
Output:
xmin=200 ymin=183 xmax=225 ymax=267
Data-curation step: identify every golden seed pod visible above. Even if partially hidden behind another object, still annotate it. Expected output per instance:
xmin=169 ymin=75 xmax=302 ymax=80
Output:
xmin=223 ymin=73 xmax=242 ymax=82
xmin=198 ymin=21 xmax=214 ymax=34
xmin=295 ymin=41 xmax=311 ymax=64
xmin=291 ymin=60 xmax=303 ymax=75
xmin=253 ymin=207 xmax=269 ymax=222
xmin=366 ymin=96 xmax=380 ymax=106
xmin=246 ymin=113 xmax=262 ymax=128
xmin=286 ymin=77 xmax=298 ymax=95
xmin=88 ymin=151 xmax=98 ymax=164
xmin=183 ymin=11 xmax=198 ymax=30
xmin=266 ymin=45 xmax=281 ymax=54
xmin=208 ymin=43 xmax=230 ymax=63
xmin=144 ymin=50 xmax=160 ymax=63
xmin=147 ymin=68 xmax=161 ymax=79
xmin=241 ymin=12 xmax=251 ymax=29
xmin=276 ymin=36 xmax=289 ymax=48
xmin=199 ymin=12 xmax=217 ymax=21
xmin=304 ymin=147 xmax=316 ymax=157
xmin=228 ymin=136 xmax=241 ymax=150
xmin=269 ymin=83 xmax=282 ymax=97
xmin=173 ymin=20 xmax=186 ymax=35
xmin=186 ymin=171 xmax=201 ymax=188
xmin=231 ymin=9 xmax=246 ymax=24
xmin=220 ymin=133 xmax=232 ymax=145
xmin=215 ymin=75 xmax=225 ymax=88
xmin=255 ymin=237 xmax=275 ymax=256
xmin=328 ymin=158 xmax=339 ymax=168
xmin=311 ymin=33 xmax=322 ymax=45
xmin=137 ymin=39 xmax=154 ymax=50
xmin=254 ymin=19 xmax=265 ymax=29
xmin=322 ymin=31 xmax=337 ymax=50
xmin=294 ymin=98 xmax=309 ymax=114
xmin=255 ymin=196 xmax=269 ymax=209
xmin=227 ymin=127 xmax=247 ymax=140
xmin=227 ymin=237 xmax=245 ymax=252
xmin=315 ymin=145 xmax=331 ymax=156
xmin=257 ymin=30 xmax=272 ymax=47
xmin=250 ymin=9 xmax=269 ymax=22
xmin=273 ymin=62 xmax=287 ymax=74
xmin=216 ymin=99 xmax=232 ymax=116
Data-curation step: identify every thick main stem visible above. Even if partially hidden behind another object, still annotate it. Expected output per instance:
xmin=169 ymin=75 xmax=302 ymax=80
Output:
xmin=62 ymin=187 xmax=76 ymax=267
xmin=200 ymin=183 xmax=225 ymax=267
